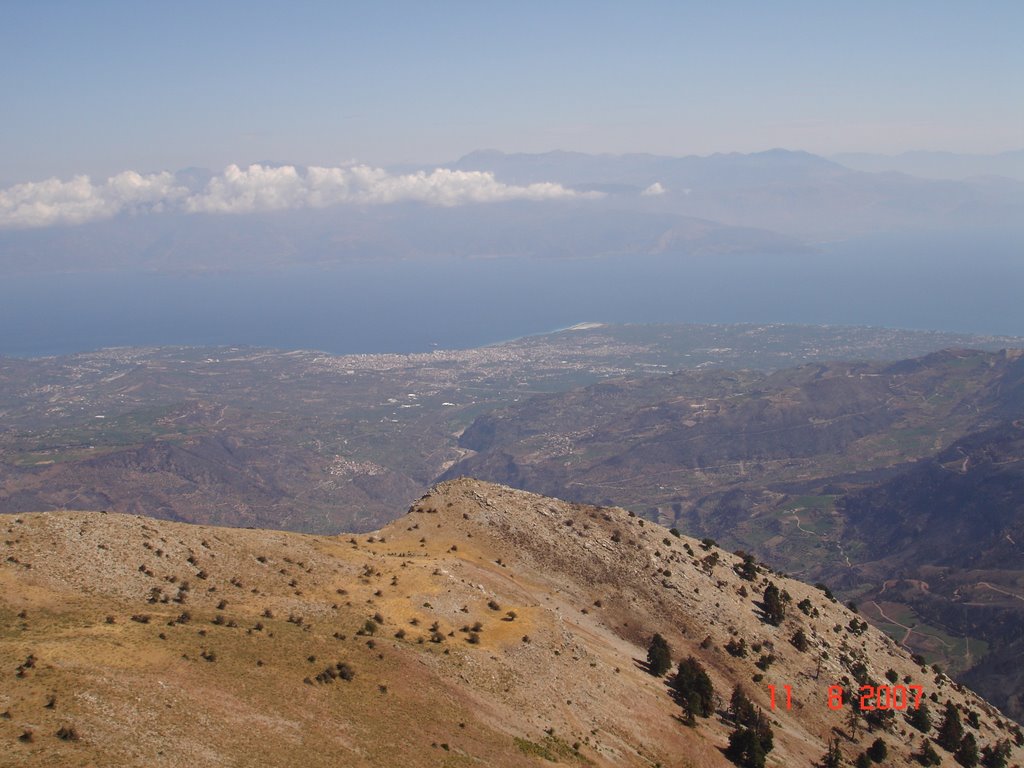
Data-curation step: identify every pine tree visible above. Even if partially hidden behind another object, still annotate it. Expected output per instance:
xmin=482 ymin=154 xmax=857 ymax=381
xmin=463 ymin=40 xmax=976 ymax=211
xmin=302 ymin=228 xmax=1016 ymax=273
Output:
xmin=730 ymin=685 xmax=757 ymax=727
xmin=955 ymin=733 xmax=979 ymax=767
xmin=646 ymin=633 xmax=672 ymax=677
xmin=980 ymin=739 xmax=1012 ymax=768
xmin=863 ymin=703 xmax=896 ymax=733
xmin=791 ymin=628 xmax=809 ymax=651
xmin=915 ymin=740 xmax=942 ymax=766
xmin=736 ymin=553 xmax=758 ymax=581
xmin=724 ymin=685 xmax=774 ymax=767
xmin=725 ymin=727 xmax=766 ymax=768
xmin=845 ymin=703 xmax=861 ymax=739
xmin=908 ymin=701 xmax=932 ymax=733
xmin=866 ymin=738 xmax=887 ymax=762
xmin=762 ymin=582 xmax=785 ymax=626
xmin=671 ymin=656 xmax=715 ymax=720
xmin=820 ymin=738 xmax=843 ymax=768
xmin=937 ymin=702 xmax=965 ymax=752
xmin=752 ymin=708 xmax=774 ymax=754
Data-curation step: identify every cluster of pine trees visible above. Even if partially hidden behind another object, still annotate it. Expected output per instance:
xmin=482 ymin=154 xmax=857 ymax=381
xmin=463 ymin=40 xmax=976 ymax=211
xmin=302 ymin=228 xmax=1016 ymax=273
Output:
xmin=646 ymin=635 xmax=715 ymax=726
xmin=725 ymin=686 xmax=774 ymax=768
xmin=672 ymin=656 xmax=715 ymax=724
xmin=643 ymin=632 xmax=1016 ymax=768
xmin=926 ymin=701 xmax=1014 ymax=767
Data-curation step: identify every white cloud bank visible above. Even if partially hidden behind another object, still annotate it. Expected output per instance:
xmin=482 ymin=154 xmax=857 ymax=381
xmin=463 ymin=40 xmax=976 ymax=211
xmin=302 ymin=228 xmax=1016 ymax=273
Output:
xmin=0 ymin=171 xmax=188 ymax=228
xmin=641 ymin=181 xmax=667 ymax=196
xmin=0 ymin=164 xmax=598 ymax=229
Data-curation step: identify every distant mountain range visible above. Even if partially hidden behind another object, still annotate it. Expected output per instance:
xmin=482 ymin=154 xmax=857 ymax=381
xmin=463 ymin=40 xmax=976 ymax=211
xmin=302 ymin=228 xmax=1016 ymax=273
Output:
xmin=2 ymin=148 xmax=1021 ymax=275
xmin=450 ymin=148 xmax=1024 ymax=239
xmin=831 ymin=150 xmax=1024 ymax=182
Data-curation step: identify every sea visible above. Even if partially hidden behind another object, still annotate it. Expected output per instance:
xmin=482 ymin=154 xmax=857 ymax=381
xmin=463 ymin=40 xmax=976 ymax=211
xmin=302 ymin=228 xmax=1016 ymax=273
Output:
xmin=2 ymin=232 xmax=1022 ymax=358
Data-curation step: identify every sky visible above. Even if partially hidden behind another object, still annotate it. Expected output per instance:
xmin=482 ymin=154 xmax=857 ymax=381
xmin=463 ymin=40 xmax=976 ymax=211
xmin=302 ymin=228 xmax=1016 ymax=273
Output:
xmin=1 ymin=0 xmax=1022 ymax=185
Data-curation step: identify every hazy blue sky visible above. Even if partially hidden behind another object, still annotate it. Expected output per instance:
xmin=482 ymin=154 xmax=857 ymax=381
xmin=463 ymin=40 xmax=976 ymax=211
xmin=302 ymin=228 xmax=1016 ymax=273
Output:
xmin=2 ymin=0 xmax=1022 ymax=183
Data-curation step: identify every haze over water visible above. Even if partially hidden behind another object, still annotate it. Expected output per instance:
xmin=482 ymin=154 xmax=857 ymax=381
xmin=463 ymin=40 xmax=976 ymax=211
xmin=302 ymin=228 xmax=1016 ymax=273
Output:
xmin=2 ymin=232 xmax=1021 ymax=358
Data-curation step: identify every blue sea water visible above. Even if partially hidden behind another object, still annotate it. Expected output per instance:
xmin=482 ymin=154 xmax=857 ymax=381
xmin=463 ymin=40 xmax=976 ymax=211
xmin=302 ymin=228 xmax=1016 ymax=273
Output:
xmin=1 ymin=233 xmax=1022 ymax=358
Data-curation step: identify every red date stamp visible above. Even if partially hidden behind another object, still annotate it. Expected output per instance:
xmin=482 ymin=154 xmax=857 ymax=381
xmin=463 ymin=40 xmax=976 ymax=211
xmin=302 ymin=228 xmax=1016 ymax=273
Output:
xmin=767 ymin=684 xmax=792 ymax=709
xmin=829 ymin=684 xmax=923 ymax=710
xmin=767 ymin=684 xmax=924 ymax=710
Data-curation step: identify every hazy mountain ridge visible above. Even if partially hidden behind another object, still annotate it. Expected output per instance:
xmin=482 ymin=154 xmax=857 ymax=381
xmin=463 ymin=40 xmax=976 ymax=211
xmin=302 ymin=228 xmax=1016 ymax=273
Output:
xmin=831 ymin=150 xmax=1024 ymax=182
xmin=2 ymin=478 xmax=1021 ymax=766
xmin=2 ymin=149 xmax=1021 ymax=276
xmin=451 ymin=148 xmax=1024 ymax=238
xmin=451 ymin=148 xmax=850 ymax=188
xmin=0 ymin=202 xmax=800 ymax=277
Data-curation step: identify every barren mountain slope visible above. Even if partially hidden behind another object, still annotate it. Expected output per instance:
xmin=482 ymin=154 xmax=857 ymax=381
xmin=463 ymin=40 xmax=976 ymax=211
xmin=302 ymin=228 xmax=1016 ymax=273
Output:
xmin=440 ymin=349 xmax=1024 ymax=707
xmin=2 ymin=479 xmax=1021 ymax=767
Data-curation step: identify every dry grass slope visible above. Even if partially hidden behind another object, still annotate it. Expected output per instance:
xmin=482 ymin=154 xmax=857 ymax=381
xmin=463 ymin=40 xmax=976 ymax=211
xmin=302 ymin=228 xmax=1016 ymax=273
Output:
xmin=1 ymin=478 xmax=1021 ymax=767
